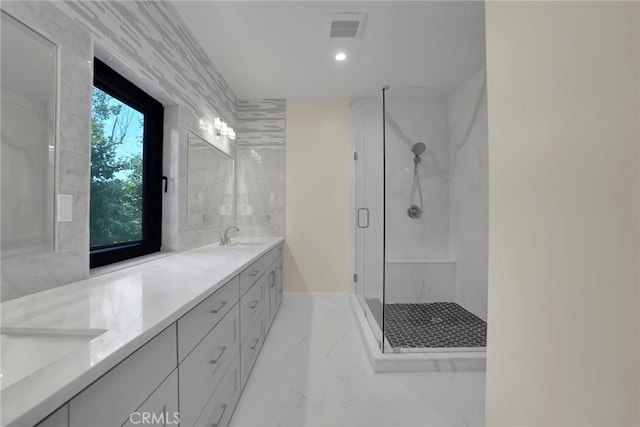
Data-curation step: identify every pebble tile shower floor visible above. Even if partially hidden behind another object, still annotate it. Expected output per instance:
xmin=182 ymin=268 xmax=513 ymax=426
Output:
xmin=384 ymin=302 xmax=487 ymax=349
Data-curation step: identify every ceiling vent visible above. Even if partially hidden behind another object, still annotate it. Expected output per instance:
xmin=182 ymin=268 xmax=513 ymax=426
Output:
xmin=328 ymin=13 xmax=367 ymax=39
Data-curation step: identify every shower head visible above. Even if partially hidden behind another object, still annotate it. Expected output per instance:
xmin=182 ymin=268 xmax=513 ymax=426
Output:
xmin=412 ymin=142 xmax=426 ymax=156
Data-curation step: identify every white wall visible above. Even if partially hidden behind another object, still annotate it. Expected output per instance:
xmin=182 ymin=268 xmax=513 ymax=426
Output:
xmin=284 ymin=99 xmax=350 ymax=293
xmin=449 ymin=68 xmax=489 ymax=321
xmin=485 ymin=2 xmax=639 ymax=425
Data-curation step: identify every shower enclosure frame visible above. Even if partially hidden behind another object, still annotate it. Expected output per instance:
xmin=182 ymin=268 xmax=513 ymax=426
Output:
xmin=352 ymin=79 xmax=489 ymax=357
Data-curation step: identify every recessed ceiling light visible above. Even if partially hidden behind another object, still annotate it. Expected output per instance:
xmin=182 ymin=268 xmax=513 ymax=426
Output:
xmin=335 ymin=52 xmax=347 ymax=61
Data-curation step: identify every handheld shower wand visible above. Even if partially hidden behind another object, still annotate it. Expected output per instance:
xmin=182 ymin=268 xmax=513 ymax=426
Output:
xmin=408 ymin=143 xmax=426 ymax=219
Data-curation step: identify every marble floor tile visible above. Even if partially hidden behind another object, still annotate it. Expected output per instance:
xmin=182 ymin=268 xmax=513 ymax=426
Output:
xmin=230 ymin=293 xmax=485 ymax=427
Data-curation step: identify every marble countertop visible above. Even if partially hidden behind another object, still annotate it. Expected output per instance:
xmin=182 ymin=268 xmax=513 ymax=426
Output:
xmin=0 ymin=237 xmax=283 ymax=427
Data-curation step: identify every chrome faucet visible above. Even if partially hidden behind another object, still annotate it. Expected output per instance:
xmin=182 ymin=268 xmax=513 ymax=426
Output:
xmin=220 ymin=225 xmax=239 ymax=246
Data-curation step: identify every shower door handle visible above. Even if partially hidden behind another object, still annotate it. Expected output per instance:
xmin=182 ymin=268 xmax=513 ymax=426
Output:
xmin=357 ymin=208 xmax=369 ymax=228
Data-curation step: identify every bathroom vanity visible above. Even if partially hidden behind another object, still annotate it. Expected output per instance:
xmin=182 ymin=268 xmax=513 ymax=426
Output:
xmin=1 ymin=238 xmax=283 ymax=427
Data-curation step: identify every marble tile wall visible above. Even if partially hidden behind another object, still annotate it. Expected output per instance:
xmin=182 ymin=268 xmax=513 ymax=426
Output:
xmin=187 ymin=133 xmax=235 ymax=233
xmin=236 ymin=147 xmax=285 ymax=237
xmin=449 ymin=68 xmax=489 ymax=321
xmin=237 ymin=99 xmax=285 ymax=146
xmin=384 ymin=261 xmax=456 ymax=304
xmin=236 ymin=99 xmax=286 ymax=237
xmin=175 ymin=106 xmax=238 ymax=251
xmin=54 ymin=0 xmax=237 ymax=126
xmin=0 ymin=2 xmax=92 ymax=301
xmin=1 ymin=1 xmax=241 ymax=300
xmin=384 ymin=95 xmax=451 ymax=260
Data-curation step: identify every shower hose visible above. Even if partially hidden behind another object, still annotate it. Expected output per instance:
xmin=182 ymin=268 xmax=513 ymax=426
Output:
xmin=408 ymin=161 xmax=423 ymax=219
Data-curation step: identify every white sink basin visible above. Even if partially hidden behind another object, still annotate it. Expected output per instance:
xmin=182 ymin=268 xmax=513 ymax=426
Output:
xmin=230 ymin=242 xmax=265 ymax=247
xmin=0 ymin=327 xmax=106 ymax=389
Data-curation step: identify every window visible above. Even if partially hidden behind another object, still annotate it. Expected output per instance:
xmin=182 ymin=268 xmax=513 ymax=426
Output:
xmin=90 ymin=58 xmax=163 ymax=268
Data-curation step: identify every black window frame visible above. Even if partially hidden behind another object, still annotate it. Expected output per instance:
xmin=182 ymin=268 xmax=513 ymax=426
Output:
xmin=90 ymin=58 xmax=163 ymax=268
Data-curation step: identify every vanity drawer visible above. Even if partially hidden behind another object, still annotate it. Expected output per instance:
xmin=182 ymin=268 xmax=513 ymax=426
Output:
xmin=122 ymin=369 xmax=179 ymax=427
xmin=239 ymin=257 xmax=265 ymax=297
xmin=179 ymin=305 xmax=239 ymax=427
xmin=240 ymin=276 xmax=264 ymax=344
xmin=36 ymin=405 xmax=67 ymax=427
xmin=178 ymin=276 xmax=239 ymax=361
xmin=265 ymin=243 xmax=283 ymax=270
xmin=240 ymin=315 xmax=264 ymax=390
xmin=276 ymin=255 xmax=283 ymax=309
xmin=193 ymin=357 xmax=241 ymax=427
xmin=69 ymin=325 xmax=177 ymax=427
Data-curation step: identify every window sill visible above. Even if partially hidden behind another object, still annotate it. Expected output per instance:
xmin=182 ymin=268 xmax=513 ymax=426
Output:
xmin=90 ymin=251 xmax=174 ymax=278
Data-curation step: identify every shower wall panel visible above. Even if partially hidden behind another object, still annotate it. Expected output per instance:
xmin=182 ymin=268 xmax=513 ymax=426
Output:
xmin=384 ymin=97 xmax=450 ymax=260
xmin=384 ymin=261 xmax=456 ymax=303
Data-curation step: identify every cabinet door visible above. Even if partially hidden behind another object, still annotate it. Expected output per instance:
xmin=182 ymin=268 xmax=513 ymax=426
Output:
xmin=179 ymin=305 xmax=239 ymax=427
xmin=122 ymin=370 xmax=179 ymax=427
xmin=194 ymin=357 xmax=241 ymax=427
xmin=69 ymin=325 xmax=177 ymax=427
xmin=240 ymin=276 xmax=264 ymax=343
xmin=240 ymin=316 xmax=264 ymax=390
xmin=275 ymin=255 xmax=283 ymax=309
xmin=265 ymin=266 xmax=277 ymax=332
xmin=239 ymin=257 xmax=265 ymax=297
xmin=178 ymin=276 xmax=239 ymax=362
xmin=36 ymin=405 xmax=68 ymax=427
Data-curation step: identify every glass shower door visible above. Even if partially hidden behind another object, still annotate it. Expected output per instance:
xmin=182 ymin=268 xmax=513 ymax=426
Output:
xmin=353 ymin=97 xmax=385 ymax=350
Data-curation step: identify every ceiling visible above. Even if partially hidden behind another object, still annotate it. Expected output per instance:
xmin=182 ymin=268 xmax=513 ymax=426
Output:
xmin=171 ymin=1 xmax=486 ymax=99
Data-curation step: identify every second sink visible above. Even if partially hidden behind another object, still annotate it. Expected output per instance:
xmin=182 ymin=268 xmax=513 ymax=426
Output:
xmin=1 ymin=327 xmax=107 ymax=390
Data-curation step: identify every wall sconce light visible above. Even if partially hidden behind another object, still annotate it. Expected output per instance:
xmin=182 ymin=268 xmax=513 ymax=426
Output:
xmin=198 ymin=117 xmax=236 ymax=141
xmin=214 ymin=117 xmax=236 ymax=140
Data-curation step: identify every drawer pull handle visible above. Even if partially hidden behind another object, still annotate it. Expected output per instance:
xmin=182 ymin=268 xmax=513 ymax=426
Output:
xmin=210 ymin=403 xmax=227 ymax=427
xmin=249 ymin=300 xmax=259 ymax=309
xmin=209 ymin=301 xmax=228 ymax=314
xmin=250 ymin=269 xmax=260 ymax=277
xmin=269 ymin=270 xmax=276 ymax=288
xmin=249 ymin=338 xmax=259 ymax=350
xmin=209 ymin=346 xmax=227 ymax=365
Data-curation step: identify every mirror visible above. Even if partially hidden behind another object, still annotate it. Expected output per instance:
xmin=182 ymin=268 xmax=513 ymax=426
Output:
xmin=187 ymin=131 xmax=235 ymax=231
xmin=1 ymin=12 xmax=57 ymax=257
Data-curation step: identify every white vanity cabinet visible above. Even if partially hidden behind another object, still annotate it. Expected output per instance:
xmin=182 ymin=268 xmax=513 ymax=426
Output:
xmin=35 ymin=405 xmax=67 ymax=427
xmin=193 ymin=357 xmax=241 ymax=427
xmin=265 ymin=250 xmax=283 ymax=334
xmin=122 ymin=370 xmax=179 ymax=427
xmin=178 ymin=276 xmax=239 ymax=362
xmin=239 ymin=257 xmax=265 ymax=297
xmin=69 ymin=325 xmax=177 ymax=427
xmin=30 ymin=242 xmax=283 ymax=427
xmin=179 ymin=304 xmax=240 ymax=426
xmin=240 ymin=275 xmax=265 ymax=343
